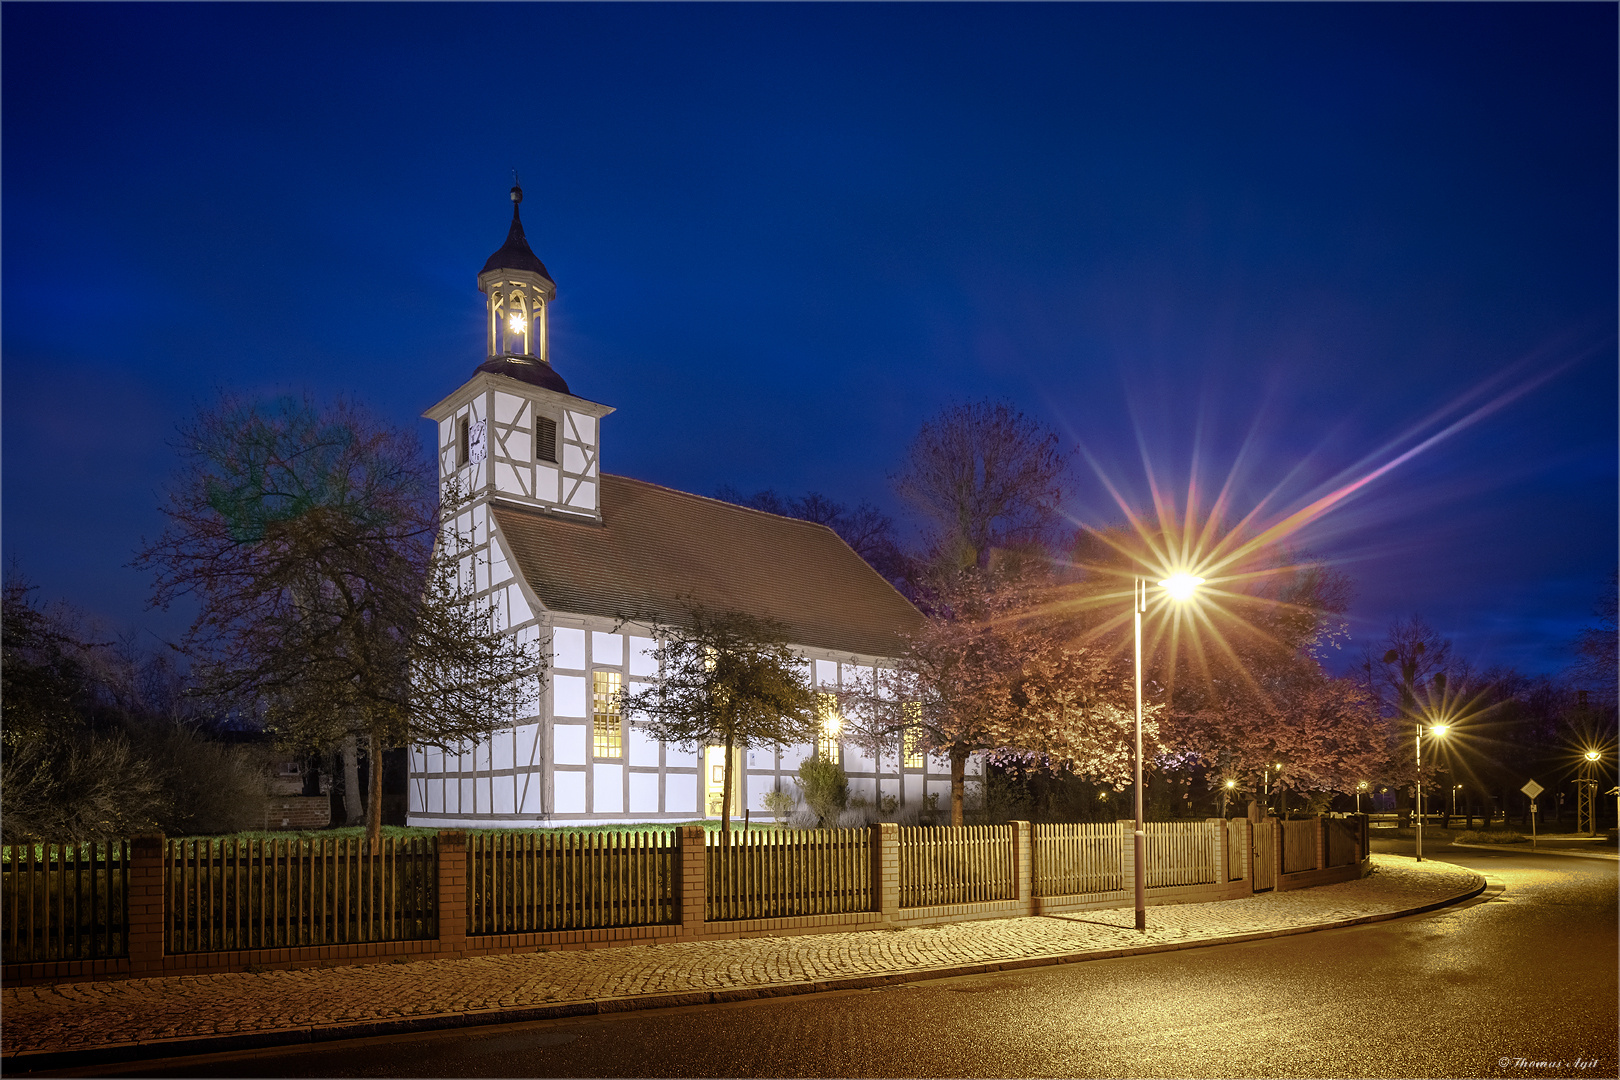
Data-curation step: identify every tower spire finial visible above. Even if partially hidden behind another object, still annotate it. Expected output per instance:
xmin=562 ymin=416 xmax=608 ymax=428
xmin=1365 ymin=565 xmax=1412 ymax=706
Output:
xmin=510 ymin=170 xmax=522 ymax=210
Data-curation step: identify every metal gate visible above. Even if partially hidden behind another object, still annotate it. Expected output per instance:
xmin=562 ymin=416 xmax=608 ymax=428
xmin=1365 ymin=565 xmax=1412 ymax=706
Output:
xmin=1252 ymin=822 xmax=1276 ymax=891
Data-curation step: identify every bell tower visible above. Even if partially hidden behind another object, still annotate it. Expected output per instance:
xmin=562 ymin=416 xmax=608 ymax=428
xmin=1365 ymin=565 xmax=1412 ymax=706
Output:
xmin=425 ymin=184 xmax=613 ymax=522
xmin=477 ymin=182 xmax=556 ymax=364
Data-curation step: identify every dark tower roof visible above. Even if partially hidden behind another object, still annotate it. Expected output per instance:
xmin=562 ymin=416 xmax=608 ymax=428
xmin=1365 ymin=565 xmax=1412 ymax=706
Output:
xmin=480 ymin=184 xmax=554 ymax=281
xmin=475 ymin=355 xmax=572 ymax=395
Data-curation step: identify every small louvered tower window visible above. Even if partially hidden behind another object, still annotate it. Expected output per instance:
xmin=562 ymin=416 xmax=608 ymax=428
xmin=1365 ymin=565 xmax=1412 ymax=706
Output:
xmin=536 ymin=416 xmax=558 ymax=463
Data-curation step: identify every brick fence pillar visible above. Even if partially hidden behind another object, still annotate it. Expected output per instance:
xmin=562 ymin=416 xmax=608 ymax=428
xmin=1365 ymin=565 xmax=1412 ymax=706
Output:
xmin=676 ymin=825 xmax=707 ymax=938
xmin=1209 ymin=818 xmax=1226 ymax=885
xmin=126 ymin=833 xmax=166 ymax=976
xmin=436 ymin=830 xmax=467 ymax=957
xmin=871 ymin=823 xmax=899 ymax=922
xmin=1011 ymin=821 xmax=1032 ymax=914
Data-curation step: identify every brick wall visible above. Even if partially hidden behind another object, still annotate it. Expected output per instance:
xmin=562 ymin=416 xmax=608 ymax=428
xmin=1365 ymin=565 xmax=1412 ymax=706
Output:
xmin=265 ymin=796 xmax=331 ymax=831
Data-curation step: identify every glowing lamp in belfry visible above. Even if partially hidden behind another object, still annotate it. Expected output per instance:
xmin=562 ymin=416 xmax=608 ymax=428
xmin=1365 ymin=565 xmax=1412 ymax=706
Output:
xmin=508 ymin=313 xmax=527 ymax=336
xmin=1158 ymin=573 xmax=1206 ymax=602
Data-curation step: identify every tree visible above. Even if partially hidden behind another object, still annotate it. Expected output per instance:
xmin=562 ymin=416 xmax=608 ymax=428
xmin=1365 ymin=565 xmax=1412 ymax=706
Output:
xmin=619 ymin=603 xmax=821 ymax=836
xmin=891 ymin=401 xmax=1066 ymax=573
xmin=1572 ymin=572 xmax=1618 ymax=706
xmin=136 ymin=394 xmax=540 ymax=845
xmin=1 ymin=573 xmax=271 ymax=842
xmin=1062 ymin=522 xmax=1384 ymax=811
xmin=842 ymin=563 xmax=1152 ymax=826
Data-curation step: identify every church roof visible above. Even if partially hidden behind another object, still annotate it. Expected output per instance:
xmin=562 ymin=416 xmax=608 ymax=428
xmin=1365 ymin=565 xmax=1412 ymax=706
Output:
xmin=491 ymin=475 xmax=924 ymax=658
xmin=481 ymin=186 xmax=554 ymax=281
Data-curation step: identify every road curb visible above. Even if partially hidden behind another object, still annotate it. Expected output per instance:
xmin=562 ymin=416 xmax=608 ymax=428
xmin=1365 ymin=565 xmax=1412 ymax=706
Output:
xmin=1450 ymin=841 xmax=1619 ymax=862
xmin=1 ymin=871 xmax=1490 ymax=1075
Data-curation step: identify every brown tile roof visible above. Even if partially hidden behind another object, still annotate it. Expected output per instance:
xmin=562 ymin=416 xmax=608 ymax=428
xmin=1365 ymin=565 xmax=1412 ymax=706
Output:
xmin=491 ymin=475 xmax=923 ymax=657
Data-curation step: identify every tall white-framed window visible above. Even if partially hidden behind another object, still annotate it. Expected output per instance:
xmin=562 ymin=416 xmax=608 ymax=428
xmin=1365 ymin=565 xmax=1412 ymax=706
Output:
xmin=902 ymin=703 xmax=925 ymax=769
xmin=816 ymin=693 xmax=841 ymax=764
xmin=593 ymin=671 xmax=623 ymax=759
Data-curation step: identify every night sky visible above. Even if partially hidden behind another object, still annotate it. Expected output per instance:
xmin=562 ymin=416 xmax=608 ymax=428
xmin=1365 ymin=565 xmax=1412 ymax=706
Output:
xmin=4 ymin=4 xmax=1614 ymax=677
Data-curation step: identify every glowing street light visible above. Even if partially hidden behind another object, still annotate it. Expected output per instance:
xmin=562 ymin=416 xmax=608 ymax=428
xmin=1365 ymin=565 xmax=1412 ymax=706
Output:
xmin=1132 ymin=572 xmax=1203 ymax=931
xmin=1158 ymin=573 xmax=1206 ymax=602
xmin=1416 ymin=723 xmax=1449 ymax=862
xmin=1356 ymin=780 xmax=1368 ymax=815
xmin=1222 ymin=777 xmax=1237 ymax=819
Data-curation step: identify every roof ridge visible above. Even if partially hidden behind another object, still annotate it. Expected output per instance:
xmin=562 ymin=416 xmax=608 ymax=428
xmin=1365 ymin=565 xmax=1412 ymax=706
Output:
xmin=602 ymin=473 xmax=843 ymax=534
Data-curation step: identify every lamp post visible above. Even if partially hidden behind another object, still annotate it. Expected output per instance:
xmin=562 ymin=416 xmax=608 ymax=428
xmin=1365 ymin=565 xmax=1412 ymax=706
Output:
xmin=1356 ymin=781 xmax=1368 ymax=815
xmin=1581 ymin=750 xmax=1601 ymax=836
xmin=1131 ymin=571 xmax=1203 ymax=932
xmin=1416 ymin=722 xmax=1449 ymax=861
xmin=1222 ymin=778 xmax=1236 ymax=819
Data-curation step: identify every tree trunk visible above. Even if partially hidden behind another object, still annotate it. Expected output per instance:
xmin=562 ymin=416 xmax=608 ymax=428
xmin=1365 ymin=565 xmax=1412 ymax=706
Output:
xmin=950 ymin=746 xmax=967 ymax=827
xmin=720 ymin=734 xmax=734 ymax=840
xmin=367 ymin=731 xmax=384 ymax=848
xmin=343 ymin=734 xmax=365 ymax=826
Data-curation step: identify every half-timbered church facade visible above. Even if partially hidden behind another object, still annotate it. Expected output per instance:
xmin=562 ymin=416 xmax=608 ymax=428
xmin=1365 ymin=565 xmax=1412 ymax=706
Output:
xmin=406 ymin=187 xmax=981 ymax=827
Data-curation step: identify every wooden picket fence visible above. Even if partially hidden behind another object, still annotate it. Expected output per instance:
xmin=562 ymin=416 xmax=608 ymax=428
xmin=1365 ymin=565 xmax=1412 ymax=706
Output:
xmin=1031 ymin=823 xmax=1124 ymax=897
xmin=164 ymin=836 xmax=436 ymax=953
xmin=899 ymin=825 xmax=1015 ymax=908
xmin=1253 ymin=823 xmax=1277 ymax=890
xmin=1324 ymin=818 xmax=1359 ymax=868
xmin=705 ymin=827 xmax=871 ymax=922
xmin=467 ymin=830 xmax=676 ymax=934
xmin=1143 ymin=821 xmax=1219 ymax=887
xmin=1281 ymin=819 xmax=1318 ymax=874
xmin=1 ymin=841 xmax=130 ymax=963
xmin=1226 ymin=818 xmax=1249 ymax=881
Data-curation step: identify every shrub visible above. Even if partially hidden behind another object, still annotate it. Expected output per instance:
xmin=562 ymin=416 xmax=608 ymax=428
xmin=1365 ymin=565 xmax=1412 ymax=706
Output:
xmin=0 ymin=735 xmax=167 ymax=842
xmin=762 ymin=787 xmax=796 ymax=825
xmin=794 ymin=754 xmax=848 ymax=827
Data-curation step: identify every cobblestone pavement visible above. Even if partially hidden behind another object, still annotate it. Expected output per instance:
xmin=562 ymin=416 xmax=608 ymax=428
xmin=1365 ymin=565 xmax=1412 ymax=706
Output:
xmin=2 ymin=855 xmax=1480 ymax=1060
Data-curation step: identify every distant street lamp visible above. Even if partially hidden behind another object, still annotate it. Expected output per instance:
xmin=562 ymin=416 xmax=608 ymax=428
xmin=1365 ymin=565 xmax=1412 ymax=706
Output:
xmin=1416 ymin=723 xmax=1449 ymax=862
xmin=1222 ymin=778 xmax=1237 ymax=819
xmin=1580 ymin=750 xmax=1602 ymax=836
xmin=1131 ymin=572 xmax=1203 ymax=931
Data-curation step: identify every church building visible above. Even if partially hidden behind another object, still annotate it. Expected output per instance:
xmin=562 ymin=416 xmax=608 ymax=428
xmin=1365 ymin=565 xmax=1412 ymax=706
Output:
xmin=406 ymin=187 xmax=983 ymax=827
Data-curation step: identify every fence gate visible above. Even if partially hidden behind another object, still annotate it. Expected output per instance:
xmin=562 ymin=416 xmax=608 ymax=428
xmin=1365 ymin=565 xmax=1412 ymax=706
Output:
xmin=1252 ymin=823 xmax=1276 ymax=891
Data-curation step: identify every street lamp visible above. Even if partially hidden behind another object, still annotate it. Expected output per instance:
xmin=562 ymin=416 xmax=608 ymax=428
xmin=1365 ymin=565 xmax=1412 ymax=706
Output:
xmin=1581 ymin=750 xmax=1602 ymax=836
xmin=1131 ymin=572 xmax=1204 ymax=931
xmin=1416 ymin=722 xmax=1449 ymax=861
xmin=1356 ymin=780 xmax=1368 ymax=815
xmin=1222 ymin=778 xmax=1237 ymax=819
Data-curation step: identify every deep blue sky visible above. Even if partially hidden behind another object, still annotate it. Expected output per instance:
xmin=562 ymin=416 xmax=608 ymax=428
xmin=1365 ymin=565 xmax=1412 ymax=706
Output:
xmin=4 ymin=4 xmax=1614 ymax=677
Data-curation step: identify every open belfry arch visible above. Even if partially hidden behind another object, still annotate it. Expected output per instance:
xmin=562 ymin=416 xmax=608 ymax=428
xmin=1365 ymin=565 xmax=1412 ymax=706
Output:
xmin=408 ymin=185 xmax=984 ymax=826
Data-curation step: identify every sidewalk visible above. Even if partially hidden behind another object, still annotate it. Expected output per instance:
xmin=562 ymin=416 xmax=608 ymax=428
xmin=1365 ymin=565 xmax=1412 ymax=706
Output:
xmin=2 ymin=854 xmax=1483 ymax=1072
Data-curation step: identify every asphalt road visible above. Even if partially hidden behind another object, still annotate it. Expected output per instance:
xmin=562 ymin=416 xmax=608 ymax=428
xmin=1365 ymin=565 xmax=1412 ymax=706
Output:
xmin=94 ymin=844 xmax=1617 ymax=1079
